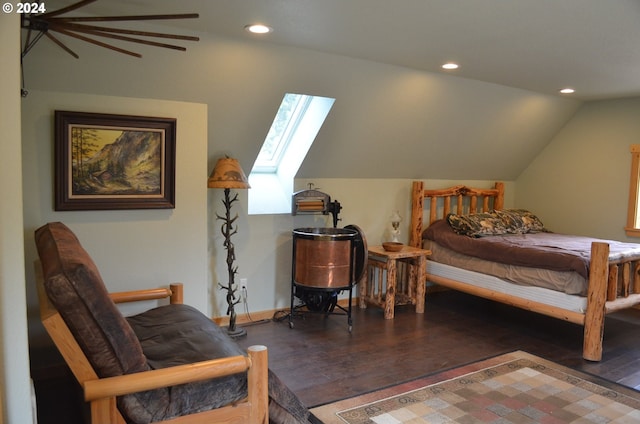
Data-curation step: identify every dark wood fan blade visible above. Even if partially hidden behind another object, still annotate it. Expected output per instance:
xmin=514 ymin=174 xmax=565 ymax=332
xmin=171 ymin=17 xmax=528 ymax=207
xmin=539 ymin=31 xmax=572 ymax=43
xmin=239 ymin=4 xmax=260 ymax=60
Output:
xmin=49 ymin=23 xmax=188 ymax=51
xmin=40 ymin=0 xmax=98 ymax=18
xmin=22 ymin=24 xmax=33 ymax=52
xmin=44 ymin=32 xmax=80 ymax=58
xmin=21 ymin=1 xmax=199 ymax=59
xmin=52 ymin=13 xmax=199 ymax=22
xmin=51 ymin=27 xmax=142 ymax=58
xmin=56 ymin=22 xmax=199 ymax=41
xmin=21 ymin=29 xmax=47 ymax=58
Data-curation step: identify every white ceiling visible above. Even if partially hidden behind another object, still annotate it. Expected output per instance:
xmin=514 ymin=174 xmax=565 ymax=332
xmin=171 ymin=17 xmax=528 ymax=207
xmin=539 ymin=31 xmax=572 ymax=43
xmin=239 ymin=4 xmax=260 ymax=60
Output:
xmin=43 ymin=0 xmax=640 ymax=101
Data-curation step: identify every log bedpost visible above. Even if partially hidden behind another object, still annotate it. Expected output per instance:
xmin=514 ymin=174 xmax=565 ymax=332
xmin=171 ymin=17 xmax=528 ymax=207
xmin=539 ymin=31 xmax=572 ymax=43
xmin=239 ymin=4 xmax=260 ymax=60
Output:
xmin=410 ymin=181 xmax=424 ymax=247
xmin=583 ymin=242 xmax=609 ymax=362
xmin=494 ymin=182 xmax=505 ymax=210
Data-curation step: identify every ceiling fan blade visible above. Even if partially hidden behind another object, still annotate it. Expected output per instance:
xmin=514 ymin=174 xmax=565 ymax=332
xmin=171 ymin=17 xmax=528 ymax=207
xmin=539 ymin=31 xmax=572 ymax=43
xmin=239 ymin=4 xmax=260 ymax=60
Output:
xmin=40 ymin=0 xmax=98 ymax=18
xmin=57 ymin=22 xmax=200 ymax=41
xmin=51 ymin=27 xmax=142 ymax=58
xmin=50 ymin=23 xmax=188 ymax=51
xmin=22 ymin=22 xmax=33 ymax=52
xmin=44 ymin=32 xmax=80 ymax=58
xmin=52 ymin=13 xmax=199 ymax=23
xmin=21 ymin=2 xmax=200 ymax=59
xmin=21 ymin=30 xmax=46 ymax=58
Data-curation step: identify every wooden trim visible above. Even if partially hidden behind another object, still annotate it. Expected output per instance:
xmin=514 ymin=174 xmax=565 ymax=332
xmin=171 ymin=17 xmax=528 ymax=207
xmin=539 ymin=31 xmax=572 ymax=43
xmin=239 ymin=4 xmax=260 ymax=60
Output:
xmin=626 ymin=145 xmax=640 ymax=236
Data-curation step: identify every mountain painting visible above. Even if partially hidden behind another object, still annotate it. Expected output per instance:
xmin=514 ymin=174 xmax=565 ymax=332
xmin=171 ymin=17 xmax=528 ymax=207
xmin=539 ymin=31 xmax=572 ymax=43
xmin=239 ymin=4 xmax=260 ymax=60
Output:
xmin=55 ymin=111 xmax=176 ymax=211
xmin=69 ymin=126 xmax=164 ymax=197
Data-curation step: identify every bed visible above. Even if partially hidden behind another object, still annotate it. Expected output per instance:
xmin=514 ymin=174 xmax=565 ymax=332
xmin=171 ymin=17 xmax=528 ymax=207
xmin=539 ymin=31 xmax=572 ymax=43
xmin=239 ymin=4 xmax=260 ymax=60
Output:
xmin=409 ymin=181 xmax=640 ymax=361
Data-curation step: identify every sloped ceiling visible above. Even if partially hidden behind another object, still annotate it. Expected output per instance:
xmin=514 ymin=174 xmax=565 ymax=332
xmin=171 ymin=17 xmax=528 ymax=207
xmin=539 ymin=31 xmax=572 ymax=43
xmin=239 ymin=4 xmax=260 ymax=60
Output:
xmin=21 ymin=1 xmax=639 ymax=180
xmin=50 ymin=0 xmax=640 ymax=101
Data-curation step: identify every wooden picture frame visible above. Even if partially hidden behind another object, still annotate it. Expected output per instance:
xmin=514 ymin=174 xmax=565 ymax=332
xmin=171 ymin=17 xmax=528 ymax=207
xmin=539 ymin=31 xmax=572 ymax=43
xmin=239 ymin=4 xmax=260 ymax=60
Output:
xmin=54 ymin=111 xmax=176 ymax=210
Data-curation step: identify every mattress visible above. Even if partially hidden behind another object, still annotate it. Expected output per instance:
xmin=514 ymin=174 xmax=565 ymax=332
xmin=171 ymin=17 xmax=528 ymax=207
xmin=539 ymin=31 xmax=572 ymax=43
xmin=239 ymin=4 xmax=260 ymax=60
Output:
xmin=423 ymin=218 xmax=640 ymax=280
xmin=426 ymin=258 xmax=588 ymax=314
xmin=425 ymin=240 xmax=588 ymax=295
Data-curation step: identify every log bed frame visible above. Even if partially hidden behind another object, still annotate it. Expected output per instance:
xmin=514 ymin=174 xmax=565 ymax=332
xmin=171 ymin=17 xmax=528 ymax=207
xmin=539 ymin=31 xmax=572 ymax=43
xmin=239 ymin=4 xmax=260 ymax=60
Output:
xmin=409 ymin=181 xmax=640 ymax=362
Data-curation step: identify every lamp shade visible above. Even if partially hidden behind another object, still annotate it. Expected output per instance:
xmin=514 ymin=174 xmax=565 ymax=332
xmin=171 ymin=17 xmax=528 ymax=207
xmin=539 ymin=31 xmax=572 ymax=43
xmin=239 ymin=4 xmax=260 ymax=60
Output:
xmin=207 ymin=157 xmax=250 ymax=189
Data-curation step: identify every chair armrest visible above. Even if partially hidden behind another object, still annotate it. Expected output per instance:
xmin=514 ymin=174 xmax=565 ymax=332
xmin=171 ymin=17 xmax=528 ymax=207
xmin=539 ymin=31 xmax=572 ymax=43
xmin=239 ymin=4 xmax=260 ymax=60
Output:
xmin=109 ymin=282 xmax=183 ymax=304
xmin=84 ymin=345 xmax=266 ymax=401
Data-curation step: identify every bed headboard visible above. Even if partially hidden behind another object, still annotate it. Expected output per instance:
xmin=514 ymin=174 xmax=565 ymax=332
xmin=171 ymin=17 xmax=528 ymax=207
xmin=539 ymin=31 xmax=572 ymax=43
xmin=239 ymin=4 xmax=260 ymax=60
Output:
xmin=409 ymin=181 xmax=505 ymax=247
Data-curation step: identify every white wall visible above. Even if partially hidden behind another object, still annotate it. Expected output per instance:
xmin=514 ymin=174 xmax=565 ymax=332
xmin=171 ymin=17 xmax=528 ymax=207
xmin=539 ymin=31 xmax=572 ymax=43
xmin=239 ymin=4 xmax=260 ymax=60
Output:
xmin=517 ymin=97 xmax=640 ymax=241
xmin=21 ymin=91 xmax=209 ymax=350
xmin=0 ymin=13 xmax=34 ymax=424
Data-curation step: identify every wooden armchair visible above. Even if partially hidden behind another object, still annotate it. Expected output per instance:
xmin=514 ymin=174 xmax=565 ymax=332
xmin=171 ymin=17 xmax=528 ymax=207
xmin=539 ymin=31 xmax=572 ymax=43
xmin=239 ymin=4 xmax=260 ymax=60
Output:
xmin=34 ymin=222 xmax=271 ymax=424
xmin=36 ymin=271 xmax=269 ymax=424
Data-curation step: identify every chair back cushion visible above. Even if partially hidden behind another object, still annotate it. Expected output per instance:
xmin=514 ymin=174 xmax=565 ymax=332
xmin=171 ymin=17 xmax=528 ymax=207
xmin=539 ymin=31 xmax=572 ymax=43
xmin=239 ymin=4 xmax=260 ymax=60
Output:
xmin=34 ymin=222 xmax=149 ymax=377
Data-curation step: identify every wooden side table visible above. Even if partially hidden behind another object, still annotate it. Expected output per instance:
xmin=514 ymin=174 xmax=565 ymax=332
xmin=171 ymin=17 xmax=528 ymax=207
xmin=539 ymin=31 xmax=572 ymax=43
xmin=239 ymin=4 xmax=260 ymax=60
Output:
xmin=359 ymin=245 xmax=431 ymax=319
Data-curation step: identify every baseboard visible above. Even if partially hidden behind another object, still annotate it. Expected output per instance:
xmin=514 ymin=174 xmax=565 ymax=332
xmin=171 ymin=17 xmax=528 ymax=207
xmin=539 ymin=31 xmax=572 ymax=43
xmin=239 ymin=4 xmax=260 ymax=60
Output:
xmin=213 ymin=297 xmax=354 ymax=325
xmin=212 ymin=290 xmax=449 ymax=325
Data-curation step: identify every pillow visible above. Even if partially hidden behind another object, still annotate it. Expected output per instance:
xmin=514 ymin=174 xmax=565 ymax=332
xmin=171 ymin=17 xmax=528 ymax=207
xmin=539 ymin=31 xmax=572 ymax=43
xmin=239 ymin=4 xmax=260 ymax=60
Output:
xmin=446 ymin=212 xmax=507 ymax=237
xmin=495 ymin=209 xmax=546 ymax=233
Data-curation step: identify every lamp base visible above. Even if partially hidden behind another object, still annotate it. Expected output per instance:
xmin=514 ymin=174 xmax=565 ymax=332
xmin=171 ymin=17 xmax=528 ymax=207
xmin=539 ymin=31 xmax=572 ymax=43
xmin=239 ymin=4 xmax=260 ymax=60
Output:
xmin=224 ymin=325 xmax=247 ymax=339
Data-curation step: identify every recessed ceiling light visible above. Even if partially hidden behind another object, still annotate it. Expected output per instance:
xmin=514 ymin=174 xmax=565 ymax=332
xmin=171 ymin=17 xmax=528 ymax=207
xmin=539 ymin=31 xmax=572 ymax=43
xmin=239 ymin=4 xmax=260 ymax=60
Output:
xmin=442 ymin=63 xmax=459 ymax=70
xmin=244 ymin=24 xmax=273 ymax=34
xmin=559 ymin=88 xmax=575 ymax=94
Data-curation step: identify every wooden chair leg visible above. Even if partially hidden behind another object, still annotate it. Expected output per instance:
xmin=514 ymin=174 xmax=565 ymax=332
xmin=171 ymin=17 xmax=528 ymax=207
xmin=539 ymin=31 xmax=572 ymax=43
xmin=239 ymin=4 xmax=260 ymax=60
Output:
xmin=90 ymin=397 xmax=125 ymax=424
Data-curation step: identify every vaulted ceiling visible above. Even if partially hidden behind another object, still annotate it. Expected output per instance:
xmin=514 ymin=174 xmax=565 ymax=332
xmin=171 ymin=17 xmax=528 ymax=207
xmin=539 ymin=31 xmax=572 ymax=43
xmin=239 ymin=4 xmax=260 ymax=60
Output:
xmin=52 ymin=0 xmax=640 ymax=101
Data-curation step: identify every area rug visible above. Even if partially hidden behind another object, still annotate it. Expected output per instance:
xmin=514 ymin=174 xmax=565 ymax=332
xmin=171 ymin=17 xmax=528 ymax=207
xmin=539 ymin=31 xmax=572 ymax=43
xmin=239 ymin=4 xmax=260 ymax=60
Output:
xmin=310 ymin=351 xmax=640 ymax=424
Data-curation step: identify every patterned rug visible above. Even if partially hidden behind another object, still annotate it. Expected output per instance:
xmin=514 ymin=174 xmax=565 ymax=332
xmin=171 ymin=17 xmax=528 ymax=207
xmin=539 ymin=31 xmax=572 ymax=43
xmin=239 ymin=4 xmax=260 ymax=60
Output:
xmin=310 ymin=351 xmax=640 ymax=424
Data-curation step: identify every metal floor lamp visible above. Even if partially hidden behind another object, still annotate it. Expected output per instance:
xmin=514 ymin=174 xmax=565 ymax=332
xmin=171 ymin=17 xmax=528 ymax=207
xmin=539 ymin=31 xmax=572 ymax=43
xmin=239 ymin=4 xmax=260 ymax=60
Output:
xmin=208 ymin=156 xmax=250 ymax=338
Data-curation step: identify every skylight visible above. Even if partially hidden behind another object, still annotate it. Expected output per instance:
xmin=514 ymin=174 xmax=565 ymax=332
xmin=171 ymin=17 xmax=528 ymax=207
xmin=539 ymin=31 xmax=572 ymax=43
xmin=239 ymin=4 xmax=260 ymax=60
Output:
xmin=253 ymin=94 xmax=311 ymax=173
xmin=248 ymin=93 xmax=335 ymax=215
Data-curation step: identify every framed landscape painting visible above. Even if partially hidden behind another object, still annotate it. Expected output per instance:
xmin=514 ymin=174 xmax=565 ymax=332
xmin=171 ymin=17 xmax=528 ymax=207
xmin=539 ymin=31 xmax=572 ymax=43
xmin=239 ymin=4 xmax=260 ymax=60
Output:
xmin=54 ymin=111 xmax=176 ymax=211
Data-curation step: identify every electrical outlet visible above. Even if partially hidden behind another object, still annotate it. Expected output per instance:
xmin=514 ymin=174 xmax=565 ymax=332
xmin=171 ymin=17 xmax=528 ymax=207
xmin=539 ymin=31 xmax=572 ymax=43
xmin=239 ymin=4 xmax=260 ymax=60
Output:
xmin=241 ymin=287 xmax=248 ymax=303
xmin=240 ymin=278 xmax=248 ymax=290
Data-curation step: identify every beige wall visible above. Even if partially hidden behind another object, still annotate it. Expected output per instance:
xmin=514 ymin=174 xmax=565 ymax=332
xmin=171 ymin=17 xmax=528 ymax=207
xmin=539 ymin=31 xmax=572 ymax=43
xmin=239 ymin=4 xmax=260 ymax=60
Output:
xmin=516 ymin=97 xmax=640 ymax=241
xmin=22 ymin=91 xmax=209 ymax=350
xmin=1 ymin=13 xmax=34 ymax=424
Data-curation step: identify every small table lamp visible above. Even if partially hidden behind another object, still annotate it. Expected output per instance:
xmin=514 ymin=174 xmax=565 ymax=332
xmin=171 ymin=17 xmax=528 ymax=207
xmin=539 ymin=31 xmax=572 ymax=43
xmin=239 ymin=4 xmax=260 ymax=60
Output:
xmin=208 ymin=156 xmax=250 ymax=338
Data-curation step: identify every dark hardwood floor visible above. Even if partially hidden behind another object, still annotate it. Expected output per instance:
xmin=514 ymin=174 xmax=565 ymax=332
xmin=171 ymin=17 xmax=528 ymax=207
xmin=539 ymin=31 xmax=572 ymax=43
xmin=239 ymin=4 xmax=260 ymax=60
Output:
xmin=237 ymin=290 xmax=640 ymax=408
xmin=32 ymin=290 xmax=640 ymax=423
